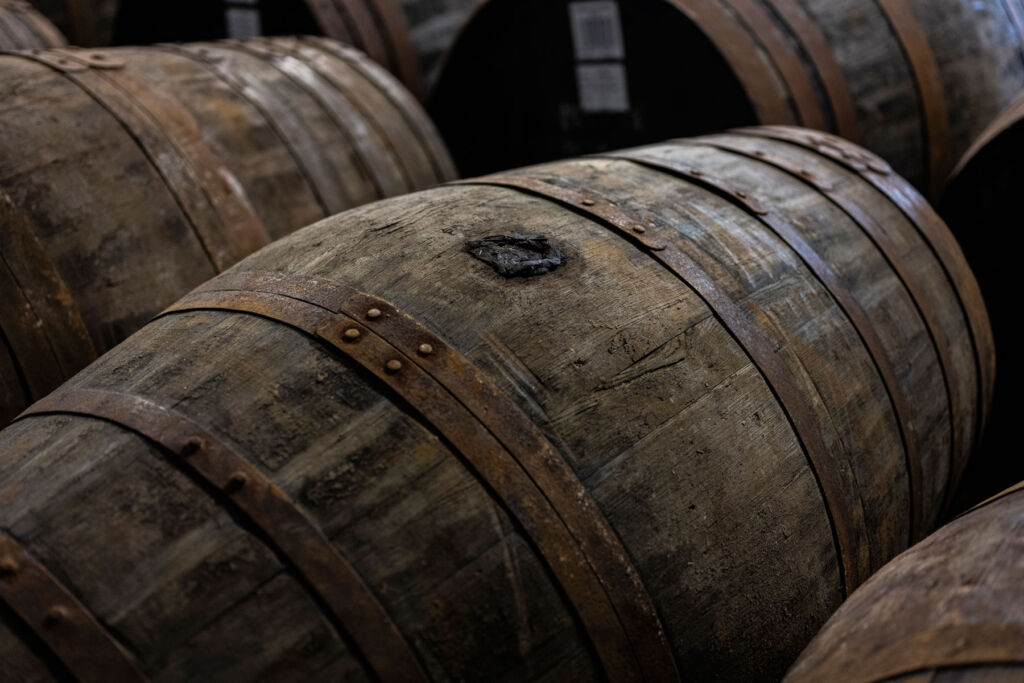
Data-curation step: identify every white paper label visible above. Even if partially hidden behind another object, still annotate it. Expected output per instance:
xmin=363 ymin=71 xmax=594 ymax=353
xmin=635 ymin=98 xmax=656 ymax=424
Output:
xmin=225 ymin=6 xmax=262 ymax=40
xmin=576 ymin=63 xmax=630 ymax=113
xmin=569 ymin=1 xmax=625 ymax=62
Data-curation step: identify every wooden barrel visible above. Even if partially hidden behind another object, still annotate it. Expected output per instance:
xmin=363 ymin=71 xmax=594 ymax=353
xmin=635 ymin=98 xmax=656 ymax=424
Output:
xmin=939 ymin=92 xmax=1024 ymax=508
xmin=429 ymin=0 xmax=1024 ymax=198
xmin=108 ymin=0 xmax=425 ymax=95
xmin=0 ymin=0 xmax=65 ymax=49
xmin=785 ymin=482 xmax=1024 ymax=682
xmin=392 ymin=0 xmax=481 ymax=87
xmin=0 ymin=127 xmax=990 ymax=681
xmin=0 ymin=36 xmax=456 ymax=426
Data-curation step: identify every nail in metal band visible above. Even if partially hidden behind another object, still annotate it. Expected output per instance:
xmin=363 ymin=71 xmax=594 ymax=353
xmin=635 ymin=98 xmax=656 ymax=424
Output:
xmin=451 ymin=173 xmax=867 ymax=594
xmin=0 ymin=531 xmax=148 ymax=683
xmin=736 ymin=125 xmax=994 ymax=492
xmin=17 ymin=389 xmax=428 ymax=683
xmin=159 ymin=270 xmax=680 ymax=682
xmin=603 ymin=146 xmax=924 ymax=543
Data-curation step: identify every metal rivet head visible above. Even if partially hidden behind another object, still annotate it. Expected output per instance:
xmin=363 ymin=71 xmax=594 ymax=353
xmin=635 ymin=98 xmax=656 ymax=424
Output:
xmin=179 ymin=437 xmax=204 ymax=458
xmin=343 ymin=328 xmax=361 ymax=341
xmin=631 ymin=224 xmax=646 ymax=234
xmin=225 ymin=472 xmax=248 ymax=493
xmin=690 ymin=169 xmax=703 ymax=177
xmin=385 ymin=359 xmax=403 ymax=373
xmin=92 ymin=53 xmax=105 ymax=60
xmin=735 ymin=190 xmax=749 ymax=199
xmin=418 ymin=343 xmax=434 ymax=356
xmin=0 ymin=556 xmax=18 ymax=577
xmin=366 ymin=308 xmax=382 ymax=320
xmin=44 ymin=606 xmax=69 ymax=628
xmin=799 ymin=169 xmax=813 ymax=178
xmin=580 ymin=199 xmax=595 ymax=206
xmin=752 ymin=150 xmax=766 ymax=157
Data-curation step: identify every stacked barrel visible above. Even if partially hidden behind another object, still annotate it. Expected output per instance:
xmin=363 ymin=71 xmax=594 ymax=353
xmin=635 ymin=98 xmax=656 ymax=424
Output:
xmin=1 ymin=0 xmax=1023 ymax=681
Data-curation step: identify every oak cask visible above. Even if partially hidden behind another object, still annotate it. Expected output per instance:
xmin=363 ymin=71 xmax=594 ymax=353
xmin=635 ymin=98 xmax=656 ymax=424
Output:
xmin=0 ymin=0 xmax=64 ymax=49
xmin=0 ymin=36 xmax=455 ymax=425
xmin=430 ymin=0 xmax=1024 ymax=197
xmin=0 ymin=128 xmax=990 ymax=681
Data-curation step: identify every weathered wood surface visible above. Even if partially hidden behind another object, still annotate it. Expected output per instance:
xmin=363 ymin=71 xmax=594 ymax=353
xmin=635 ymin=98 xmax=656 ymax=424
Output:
xmin=0 ymin=36 xmax=455 ymax=425
xmin=786 ymin=483 xmax=1024 ymax=682
xmin=0 ymin=128 xmax=990 ymax=681
xmin=110 ymin=0 xmax=429 ymax=96
xmin=939 ymin=91 xmax=1024 ymax=509
xmin=430 ymin=0 xmax=1024 ymax=197
xmin=0 ymin=0 xmax=64 ymax=49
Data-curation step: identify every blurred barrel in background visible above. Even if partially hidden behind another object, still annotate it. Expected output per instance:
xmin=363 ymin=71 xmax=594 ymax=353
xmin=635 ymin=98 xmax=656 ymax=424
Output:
xmin=430 ymin=0 xmax=1024 ymax=198
xmin=0 ymin=128 xmax=990 ymax=681
xmin=0 ymin=0 xmax=64 ymax=49
xmin=785 ymin=482 xmax=1024 ymax=682
xmin=0 ymin=36 xmax=455 ymax=425
xmin=939 ymin=91 xmax=1024 ymax=508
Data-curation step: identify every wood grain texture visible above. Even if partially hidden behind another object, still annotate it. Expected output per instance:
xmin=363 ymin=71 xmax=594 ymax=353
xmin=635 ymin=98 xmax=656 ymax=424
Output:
xmin=0 ymin=37 xmax=454 ymax=425
xmin=0 ymin=129 xmax=988 ymax=681
xmin=430 ymin=0 xmax=1024 ymax=195
xmin=785 ymin=485 xmax=1024 ymax=682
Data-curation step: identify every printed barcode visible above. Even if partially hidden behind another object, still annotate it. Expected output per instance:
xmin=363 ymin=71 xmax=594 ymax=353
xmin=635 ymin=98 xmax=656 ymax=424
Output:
xmin=569 ymin=1 xmax=625 ymax=61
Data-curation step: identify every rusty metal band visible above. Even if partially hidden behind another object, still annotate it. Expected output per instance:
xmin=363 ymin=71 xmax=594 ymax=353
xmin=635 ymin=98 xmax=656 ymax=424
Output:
xmin=332 ymin=0 xmax=390 ymax=68
xmin=234 ymin=38 xmax=407 ymax=199
xmin=692 ymin=135 xmax=959 ymax=523
xmin=43 ymin=50 xmax=270 ymax=272
xmin=451 ymin=173 xmax=866 ymax=594
xmin=17 ymin=388 xmax=429 ymax=683
xmin=356 ymin=0 xmax=424 ymax=98
xmin=737 ymin=126 xmax=994 ymax=495
xmin=667 ymin=0 xmax=795 ymax=124
xmin=158 ymin=271 xmax=680 ymax=682
xmin=0 ymin=531 xmax=148 ymax=682
xmin=306 ymin=36 xmax=457 ymax=182
xmin=160 ymin=42 xmax=340 ymax=216
xmin=264 ymin=36 xmax=425 ymax=192
xmin=763 ymin=0 xmax=859 ymax=141
xmin=718 ymin=0 xmax=825 ymax=129
xmin=304 ymin=0 xmax=355 ymax=43
xmin=603 ymin=146 xmax=924 ymax=543
xmin=0 ymin=188 xmax=97 ymax=399
xmin=790 ymin=624 xmax=1024 ymax=683
xmin=872 ymin=0 xmax=952 ymax=200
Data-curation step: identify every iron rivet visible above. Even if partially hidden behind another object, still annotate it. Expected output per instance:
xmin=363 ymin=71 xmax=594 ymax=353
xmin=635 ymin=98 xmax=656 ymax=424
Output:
xmin=753 ymin=150 xmax=766 ymax=157
xmin=0 ymin=557 xmax=18 ymax=577
xmin=418 ymin=343 xmax=434 ymax=356
xmin=343 ymin=328 xmax=361 ymax=341
xmin=366 ymin=308 xmax=382 ymax=320
xmin=631 ymin=224 xmax=646 ymax=234
xmin=691 ymin=169 xmax=703 ymax=177
xmin=179 ymin=437 xmax=204 ymax=458
xmin=799 ymin=169 xmax=813 ymax=178
xmin=225 ymin=472 xmax=248 ymax=493
xmin=735 ymin=191 xmax=748 ymax=199
xmin=580 ymin=199 xmax=595 ymax=206
xmin=92 ymin=54 xmax=104 ymax=60
xmin=385 ymin=360 xmax=403 ymax=373
xmin=43 ymin=606 xmax=69 ymax=628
